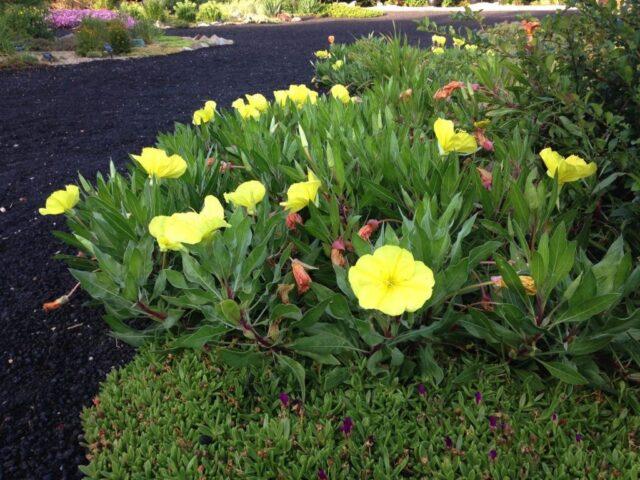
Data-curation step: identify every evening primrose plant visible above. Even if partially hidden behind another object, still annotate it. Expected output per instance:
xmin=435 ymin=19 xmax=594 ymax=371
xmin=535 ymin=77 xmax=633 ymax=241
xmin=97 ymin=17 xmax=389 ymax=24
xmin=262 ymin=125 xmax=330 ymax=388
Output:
xmin=42 ymin=51 xmax=640 ymax=386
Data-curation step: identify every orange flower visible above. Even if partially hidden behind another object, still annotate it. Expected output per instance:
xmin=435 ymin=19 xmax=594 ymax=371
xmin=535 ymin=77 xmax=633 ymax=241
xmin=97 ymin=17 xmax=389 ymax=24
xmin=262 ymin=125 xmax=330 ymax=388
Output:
xmin=476 ymin=167 xmax=493 ymax=190
xmin=521 ymin=20 xmax=541 ymax=45
xmin=491 ymin=275 xmax=537 ymax=296
xmin=285 ymin=212 xmax=304 ymax=231
xmin=291 ymin=259 xmax=313 ymax=294
xmin=328 ymin=35 xmax=335 ymax=45
xmin=42 ymin=295 xmax=69 ymax=312
xmin=358 ymin=219 xmax=380 ymax=241
xmin=474 ymin=128 xmax=494 ymax=152
xmin=330 ymin=238 xmax=347 ymax=267
xmin=433 ymin=81 xmax=465 ymax=100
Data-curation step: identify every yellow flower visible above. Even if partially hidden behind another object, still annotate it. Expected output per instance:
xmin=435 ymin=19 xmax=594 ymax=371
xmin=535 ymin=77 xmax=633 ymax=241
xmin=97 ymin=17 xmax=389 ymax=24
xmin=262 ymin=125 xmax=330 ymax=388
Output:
xmin=192 ymin=100 xmax=217 ymax=125
xmin=132 ymin=147 xmax=187 ymax=179
xmin=332 ymin=60 xmax=343 ymax=71
xmin=539 ymin=148 xmax=597 ymax=184
xmin=348 ymin=245 xmax=435 ymax=316
xmin=434 ymin=118 xmax=477 ymax=155
xmin=274 ymin=89 xmax=289 ymax=106
xmin=465 ymin=44 xmax=478 ymax=52
xmin=279 ymin=170 xmax=321 ymax=212
xmin=330 ymin=84 xmax=350 ymax=104
xmin=491 ymin=275 xmax=537 ymax=296
xmin=315 ymin=50 xmax=331 ymax=59
xmin=245 ymin=94 xmax=269 ymax=112
xmin=432 ymin=47 xmax=445 ymax=55
xmin=223 ymin=180 xmax=266 ymax=214
xmin=149 ymin=195 xmax=229 ymax=251
xmin=453 ymin=37 xmax=465 ymax=48
xmin=286 ymin=84 xmax=319 ymax=108
xmin=232 ymin=98 xmax=261 ymax=120
xmin=39 ymin=185 xmax=80 ymax=215
xmin=432 ymin=35 xmax=446 ymax=47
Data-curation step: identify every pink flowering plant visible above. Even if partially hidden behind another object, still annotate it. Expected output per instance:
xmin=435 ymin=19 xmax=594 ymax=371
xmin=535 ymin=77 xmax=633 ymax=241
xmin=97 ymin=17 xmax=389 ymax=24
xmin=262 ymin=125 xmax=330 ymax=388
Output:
xmin=47 ymin=9 xmax=136 ymax=29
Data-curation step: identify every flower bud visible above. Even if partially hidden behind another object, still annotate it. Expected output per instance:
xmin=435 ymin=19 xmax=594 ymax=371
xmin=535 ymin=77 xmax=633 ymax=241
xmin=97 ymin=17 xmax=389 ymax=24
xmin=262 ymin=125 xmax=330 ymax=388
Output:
xmin=476 ymin=167 xmax=493 ymax=190
xmin=285 ymin=212 xmax=304 ymax=231
xmin=277 ymin=283 xmax=294 ymax=304
xmin=291 ymin=259 xmax=312 ymax=294
xmin=357 ymin=219 xmax=380 ymax=241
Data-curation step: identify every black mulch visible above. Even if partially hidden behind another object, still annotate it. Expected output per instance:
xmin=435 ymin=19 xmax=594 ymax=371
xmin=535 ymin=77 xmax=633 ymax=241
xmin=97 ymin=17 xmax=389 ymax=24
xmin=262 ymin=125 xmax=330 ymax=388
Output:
xmin=0 ymin=11 xmax=554 ymax=479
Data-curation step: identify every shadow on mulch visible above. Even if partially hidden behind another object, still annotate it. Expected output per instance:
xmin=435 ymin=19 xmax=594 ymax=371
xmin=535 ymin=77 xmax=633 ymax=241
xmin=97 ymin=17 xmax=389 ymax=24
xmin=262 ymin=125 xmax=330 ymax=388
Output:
xmin=0 ymin=11 xmax=554 ymax=479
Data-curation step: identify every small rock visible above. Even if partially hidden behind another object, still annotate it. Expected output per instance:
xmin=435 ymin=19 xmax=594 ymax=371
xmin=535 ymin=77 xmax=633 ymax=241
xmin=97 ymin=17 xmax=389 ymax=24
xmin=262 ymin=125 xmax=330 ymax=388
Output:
xmin=292 ymin=16 xmax=302 ymax=22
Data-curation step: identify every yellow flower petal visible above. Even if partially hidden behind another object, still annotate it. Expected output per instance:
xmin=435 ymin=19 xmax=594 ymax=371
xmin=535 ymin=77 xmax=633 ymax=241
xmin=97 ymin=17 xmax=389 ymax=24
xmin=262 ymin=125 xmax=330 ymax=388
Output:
xmin=39 ymin=185 xmax=80 ymax=215
xmin=330 ymin=84 xmax=351 ymax=104
xmin=132 ymin=147 xmax=187 ymax=179
xmin=434 ymin=118 xmax=477 ymax=155
xmin=223 ymin=180 xmax=266 ymax=214
xmin=245 ymin=94 xmax=269 ymax=112
xmin=279 ymin=170 xmax=321 ymax=213
xmin=540 ymin=148 xmax=597 ymax=184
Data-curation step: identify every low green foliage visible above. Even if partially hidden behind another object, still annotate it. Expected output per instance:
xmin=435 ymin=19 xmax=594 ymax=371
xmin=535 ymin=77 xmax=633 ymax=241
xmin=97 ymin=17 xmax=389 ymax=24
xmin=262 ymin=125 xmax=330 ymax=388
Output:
xmin=81 ymin=346 xmax=640 ymax=479
xmin=195 ymin=0 xmax=225 ymax=22
xmin=321 ymin=3 xmax=383 ymax=18
xmin=174 ymin=0 xmax=198 ymax=21
xmin=106 ymin=19 xmax=132 ymax=54
xmin=142 ymin=0 xmax=169 ymax=21
xmin=119 ymin=1 xmax=146 ymax=20
xmin=0 ymin=3 xmax=51 ymax=53
xmin=75 ymin=17 xmax=132 ymax=56
xmin=129 ymin=18 xmax=161 ymax=44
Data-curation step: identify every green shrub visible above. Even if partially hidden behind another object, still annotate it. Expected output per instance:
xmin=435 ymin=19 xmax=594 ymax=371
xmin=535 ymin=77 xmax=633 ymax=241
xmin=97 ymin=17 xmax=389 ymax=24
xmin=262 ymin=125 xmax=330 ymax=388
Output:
xmin=128 ymin=17 xmax=160 ymax=44
xmin=119 ymin=1 xmax=146 ymax=20
xmin=321 ymin=3 xmax=384 ymax=18
xmin=75 ymin=16 xmax=108 ymax=56
xmin=0 ymin=15 xmax=14 ymax=53
xmin=142 ymin=0 xmax=169 ymax=21
xmin=195 ymin=0 xmax=224 ymax=21
xmin=81 ymin=346 xmax=640 ymax=479
xmin=291 ymin=0 xmax=322 ymax=14
xmin=91 ymin=0 xmax=121 ymax=8
xmin=2 ymin=5 xmax=51 ymax=41
xmin=106 ymin=19 xmax=131 ymax=54
xmin=173 ymin=0 xmax=197 ymax=21
xmin=262 ymin=0 xmax=283 ymax=17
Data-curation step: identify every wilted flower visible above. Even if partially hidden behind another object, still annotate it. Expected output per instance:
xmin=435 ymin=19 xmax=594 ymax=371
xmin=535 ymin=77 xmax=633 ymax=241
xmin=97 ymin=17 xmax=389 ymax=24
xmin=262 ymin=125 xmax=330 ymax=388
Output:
xmin=453 ymin=37 xmax=465 ymax=48
xmin=223 ymin=180 xmax=266 ymax=215
xmin=39 ymin=185 xmax=80 ymax=216
xmin=348 ymin=245 xmax=435 ymax=316
xmin=476 ymin=167 xmax=493 ymax=190
xmin=539 ymin=147 xmax=597 ymax=184
xmin=279 ymin=170 xmax=321 ymax=212
xmin=474 ymin=128 xmax=494 ymax=152
xmin=433 ymin=80 xmax=465 ymax=100
xmin=331 ymin=238 xmax=347 ymax=267
xmin=132 ymin=147 xmax=187 ymax=179
xmin=315 ymin=50 xmax=331 ymax=59
xmin=575 ymin=433 xmax=583 ymax=443
xmin=417 ymin=383 xmax=427 ymax=396
xmin=277 ymin=283 xmax=294 ymax=304
xmin=434 ymin=118 xmax=478 ymax=155
xmin=489 ymin=415 xmax=498 ymax=430
xmin=340 ymin=417 xmax=354 ymax=436
xmin=551 ymin=412 xmax=558 ymax=424
xmin=432 ymin=35 xmax=446 ymax=46
xmin=328 ymin=35 xmax=335 ymax=44
xmin=491 ymin=275 xmax=537 ymax=296
xmin=445 ymin=436 xmax=453 ymax=449
xmin=488 ymin=449 xmax=498 ymax=461
xmin=317 ymin=469 xmax=328 ymax=480
xmin=330 ymin=84 xmax=351 ymax=104
xmin=332 ymin=60 xmax=344 ymax=71
xmin=285 ymin=212 xmax=304 ymax=230
xmin=399 ymin=88 xmax=413 ymax=101
xmin=357 ymin=219 xmax=380 ymax=241
xmin=279 ymin=392 xmax=290 ymax=408
xmin=148 ymin=196 xmax=229 ymax=251
xmin=43 ymin=294 xmax=70 ymax=312
xmin=291 ymin=259 xmax=313 ymax=294
xmin=475 ymin=391 xmax=483 ymax=405
xmin=192 ymin=100 xmax=217 ymax=125
xmin=521 ymin=19 xmax=541 ymax=44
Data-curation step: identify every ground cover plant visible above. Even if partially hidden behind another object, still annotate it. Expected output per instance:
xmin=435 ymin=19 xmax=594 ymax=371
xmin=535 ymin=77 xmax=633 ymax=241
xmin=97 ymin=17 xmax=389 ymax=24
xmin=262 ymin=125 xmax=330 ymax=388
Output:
xmin=40 ymin=3 xmax=640 ymax=398
xmin=82 ymin=345 xmax=640 ymax=479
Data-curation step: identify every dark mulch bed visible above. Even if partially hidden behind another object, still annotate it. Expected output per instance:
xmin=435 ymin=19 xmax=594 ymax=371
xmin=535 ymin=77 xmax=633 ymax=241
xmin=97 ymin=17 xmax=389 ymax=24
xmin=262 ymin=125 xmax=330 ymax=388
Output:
xmin=0 ymin=11 xmax=554 ymax=479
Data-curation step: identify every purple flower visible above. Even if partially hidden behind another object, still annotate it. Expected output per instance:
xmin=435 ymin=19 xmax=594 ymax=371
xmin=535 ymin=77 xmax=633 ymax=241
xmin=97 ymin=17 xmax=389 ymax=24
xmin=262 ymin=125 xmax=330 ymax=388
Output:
xmin=317 ymin=469 xmax=328 ymax=480
xmin=575 ymin=433 xmax=583 ymax=443
xmin=488 ymin=415 xmax=497 ymax=431
xmin=551 ymin=412 xmax=558 ymax=424
xmin=47 ymin=9 xmax=136 ymax=29
xmin=444 ymin=436 xmax=453 ymax=449
xmin=488 ymin=449 xmax=497 ymax=461
xmin=278 ymin=392 xmax=290 ymax=408
xmin=475 ymin=391 xmax=483 ymax=405
xmin=340 ymin=417 xmax=353 ymax=436
xmin=417 ymin=383 xmax=427 ymax=396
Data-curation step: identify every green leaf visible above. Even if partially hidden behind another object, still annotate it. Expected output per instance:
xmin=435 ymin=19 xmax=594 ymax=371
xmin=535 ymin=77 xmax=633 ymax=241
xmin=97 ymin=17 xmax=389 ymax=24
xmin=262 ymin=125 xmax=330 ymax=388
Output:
xmin=554 ymin=293 xmax=620 ymax=325
xmin=170 ymin=325 xmax=228 ymax=349
xmin=539 ymin=361 xmax=588 ymax=385
xmin=219 ymin=299 xmax=241 ymax=326
xmin=277 ymin=354 xmax=306 ymax=401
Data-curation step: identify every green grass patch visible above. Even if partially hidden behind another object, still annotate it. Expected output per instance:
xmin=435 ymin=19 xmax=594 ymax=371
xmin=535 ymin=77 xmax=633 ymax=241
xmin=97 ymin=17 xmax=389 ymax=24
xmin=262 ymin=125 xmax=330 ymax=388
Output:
xmin=321 ymin=3 xmax=384 ymax=18
xmin=81 ymin=347 xmax=640 ymax=479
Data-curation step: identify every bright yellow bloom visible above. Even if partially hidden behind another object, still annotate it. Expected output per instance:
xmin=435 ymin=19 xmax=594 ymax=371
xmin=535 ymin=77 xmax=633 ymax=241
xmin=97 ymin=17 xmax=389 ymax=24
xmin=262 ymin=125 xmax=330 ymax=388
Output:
xmin=453 ymin=37 xmax=465 ymax=48
xmin=39 ymin=185 xmax=80 ymax=215
xmin=315 ymin=50 xmax=331 ymax=59
xmin=432 ymin=35 xmax=446 ymax=47
xmin=540 ymin=148 xmax=597 ymax=184
xmin=245 ymin=94 xmax=269 ymax=112
xmin=232 ymin=98 xmax=261 ymax=120
xmin=330 ymin=84 xmax=350 ymax=104
xmin=465 ymin=44 xmax=478 ymax=52
xmin=149 ymin=195 xmax=229 ymax=251
xmin=192 ymin=100 xmax=217 ymax=125
xmin=434 ymin=118 xmax=478 ymax=155
xmin=348 ymin=245 xmax=435 ymax=316
xmin=279 ymin=170 xmax=321 ymax=212
xmin=132 ymin=147 xmax=187 ymax=179
xmin=432 ymin=47 xmax=445 ymax=55
xmin=332 ymin=60 xmax=343 ymax=71
xmin=273 ymin=90 xmax=289 ymax=106
xmin=491 ymin=275 xmax=537 ymax=296
xmin=286 ymin=84 xmax=319 ymax=108
xmin=223 ymin=180 xmax=266 ymax=214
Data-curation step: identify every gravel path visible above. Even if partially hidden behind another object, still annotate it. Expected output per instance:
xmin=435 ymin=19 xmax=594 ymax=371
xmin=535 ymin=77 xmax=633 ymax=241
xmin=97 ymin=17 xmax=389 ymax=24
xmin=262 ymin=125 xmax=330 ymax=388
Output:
xmin=0 ymin=11 xmax=554 ymax=479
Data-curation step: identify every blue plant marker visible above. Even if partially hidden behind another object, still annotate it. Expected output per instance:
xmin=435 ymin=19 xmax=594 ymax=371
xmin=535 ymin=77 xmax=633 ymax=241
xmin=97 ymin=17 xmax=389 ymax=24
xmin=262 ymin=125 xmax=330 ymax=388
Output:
xmin=104 ymin=43 xmax=113 ymax=55
xmin=42 ymin=52 xmax=55 ymax=62
xmin=131 ymin=38 xmax=145 ymax=48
